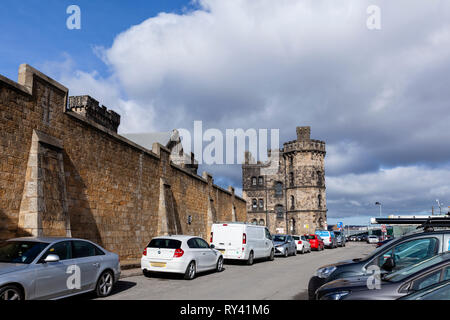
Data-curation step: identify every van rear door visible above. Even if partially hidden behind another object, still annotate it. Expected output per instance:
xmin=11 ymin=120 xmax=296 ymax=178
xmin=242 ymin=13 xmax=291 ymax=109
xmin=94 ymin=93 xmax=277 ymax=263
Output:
xmin=212 ymin=224 xmax=244 ymax=255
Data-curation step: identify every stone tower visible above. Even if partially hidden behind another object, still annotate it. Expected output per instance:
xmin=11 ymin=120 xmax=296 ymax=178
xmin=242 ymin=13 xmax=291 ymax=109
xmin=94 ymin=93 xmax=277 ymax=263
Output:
xmin=242 ymin=126 xmax=327 ymax=235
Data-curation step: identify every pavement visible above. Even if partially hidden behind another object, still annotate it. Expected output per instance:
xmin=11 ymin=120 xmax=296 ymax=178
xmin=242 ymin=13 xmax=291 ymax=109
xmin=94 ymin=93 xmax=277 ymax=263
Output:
xmin=90 ymin=242 xmax=374 ymax=300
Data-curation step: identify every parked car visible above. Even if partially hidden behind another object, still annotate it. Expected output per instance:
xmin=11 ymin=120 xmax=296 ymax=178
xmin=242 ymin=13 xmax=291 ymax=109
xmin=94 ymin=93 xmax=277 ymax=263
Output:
xmin=308 ymin=229 xmax=450 ymax=299
xmin=141 ymin=235 xmax=223 ymax=280
xmin=399 ymin=279 xmax=450 ymax=300
xmin=293 ymin=235 xmax=311 ymax=254
xmin=305 ymin=234 xmax=324 ymax=251
xmin=316 ymin=252 xmax=450 ymax=300
xmin=315 ymin=230 xmax=337 ymax=249
xmin=376 ymin=237 xmax=395 ymax=248
xmin=367 ymin=235 xmax=379 ymax=244
xmin=334 ymin=231 xmax=346 ymax=247
xmin=0 ymin=237 xmax=120 ymax=300
xmin=273 ymin=234 xmax=297 ymax=257
xmin=349 ymin=235 xmax=357 ymax=241
xmin=210 ymin=222 xmax=274 ymax=265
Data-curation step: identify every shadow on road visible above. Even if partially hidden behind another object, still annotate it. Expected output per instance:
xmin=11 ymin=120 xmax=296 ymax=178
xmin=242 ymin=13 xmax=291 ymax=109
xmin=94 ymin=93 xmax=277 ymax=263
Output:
xmin=67 ymin=280 xmax=137 ymax=300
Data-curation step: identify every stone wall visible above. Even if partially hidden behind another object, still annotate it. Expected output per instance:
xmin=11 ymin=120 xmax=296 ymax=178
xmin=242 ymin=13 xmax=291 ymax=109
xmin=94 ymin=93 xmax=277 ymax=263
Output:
xmin=0 ymin=64 xmax=246 ymax=264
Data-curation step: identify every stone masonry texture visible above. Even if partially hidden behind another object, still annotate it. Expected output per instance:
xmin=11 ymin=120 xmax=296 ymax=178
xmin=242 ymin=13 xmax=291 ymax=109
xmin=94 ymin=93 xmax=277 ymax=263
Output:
xmin=242 ymin=126 xmax=327 ymax=235
xmin=0 ymin=64 xmax=246 ymax=264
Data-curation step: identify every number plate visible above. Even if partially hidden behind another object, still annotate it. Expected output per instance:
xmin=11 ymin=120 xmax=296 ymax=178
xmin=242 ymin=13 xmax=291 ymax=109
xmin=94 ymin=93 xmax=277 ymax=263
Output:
xmin=150 ymin=262 xmax=167 ymax=267
xmin=218 ymin=250 xmax=225 ymax=254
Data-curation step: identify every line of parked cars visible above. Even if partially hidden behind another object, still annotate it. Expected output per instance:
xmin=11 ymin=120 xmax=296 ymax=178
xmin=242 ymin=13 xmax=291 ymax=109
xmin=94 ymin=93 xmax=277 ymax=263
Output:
xmin=309 ymin=227 xmax=450 ymax=300
xmin=0 ymin=223 xmax=350 ymax=300
xmin=141 ymin=223 xmax=347 ymax=282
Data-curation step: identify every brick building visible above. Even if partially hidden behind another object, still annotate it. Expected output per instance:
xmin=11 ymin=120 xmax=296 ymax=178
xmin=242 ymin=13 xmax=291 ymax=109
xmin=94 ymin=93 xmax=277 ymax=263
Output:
xmin=0 ymin=64 xmax=246 ymax=265
xmin=242 ymin=127 xmax=327 ymax=235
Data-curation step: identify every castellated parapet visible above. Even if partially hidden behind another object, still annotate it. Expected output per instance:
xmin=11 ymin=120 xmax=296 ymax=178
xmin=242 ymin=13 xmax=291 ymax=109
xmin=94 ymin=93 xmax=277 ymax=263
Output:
xmin=69 ymin=95 xmax=121 ymax=132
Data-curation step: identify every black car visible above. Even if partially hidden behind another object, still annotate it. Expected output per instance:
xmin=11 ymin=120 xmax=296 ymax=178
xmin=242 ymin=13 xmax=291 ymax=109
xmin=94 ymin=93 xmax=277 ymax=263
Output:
xmin=317 ymin=252 xmax=450 ymax=300
xmin=308 ymin=229 xmax=450 ymax=299
xmin=399 ymin=279 xmax=450 ymax=300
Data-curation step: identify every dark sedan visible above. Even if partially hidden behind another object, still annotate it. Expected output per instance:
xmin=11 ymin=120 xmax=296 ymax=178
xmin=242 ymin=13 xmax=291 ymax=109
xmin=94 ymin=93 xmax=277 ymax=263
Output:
xmin=316 ymin=252 xmax=450 ymax=300
xmin=308 ymin=230 xmax=450 ymax=299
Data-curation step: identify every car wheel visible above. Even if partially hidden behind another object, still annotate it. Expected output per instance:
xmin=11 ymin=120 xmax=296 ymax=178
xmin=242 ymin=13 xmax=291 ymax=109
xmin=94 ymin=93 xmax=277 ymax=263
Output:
xmin=301 ymin=247 xmax=305 ymax=254
xmin=269 ymin=249 xmax=275 ymax=261
xmin=184 ymin=261 xmax=196 ymax=280
xmin=96 ymin=270 xmax=114 ymax=298
xmin=143 ymin=269 xmax=152 ymax=277
xmin=284 ymin=249 xmax=289 ymax=257
xmin=216 ymin=257 xmax=224 ymax=272
xmin=293 ymin=248 xmax=297 ymax=256
xmin=247 ymin=251 xmax=254 ymax=265
xmin=0 ymin=285 xmax=23 ymax=301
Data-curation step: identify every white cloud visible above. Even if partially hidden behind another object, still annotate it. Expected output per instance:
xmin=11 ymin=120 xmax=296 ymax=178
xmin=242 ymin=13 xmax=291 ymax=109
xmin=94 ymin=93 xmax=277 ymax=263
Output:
xmin=41 ymin=0 xmax=450 ymax=219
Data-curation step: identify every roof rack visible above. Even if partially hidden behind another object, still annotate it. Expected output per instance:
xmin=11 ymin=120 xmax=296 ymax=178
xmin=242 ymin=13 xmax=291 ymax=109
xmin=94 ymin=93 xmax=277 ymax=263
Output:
xmin=418 ymin=217 xmax=450 ymax=232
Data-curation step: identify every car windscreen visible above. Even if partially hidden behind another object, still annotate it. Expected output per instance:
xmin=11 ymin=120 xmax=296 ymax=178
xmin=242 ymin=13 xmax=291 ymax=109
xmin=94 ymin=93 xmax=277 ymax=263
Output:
xmin=384 ymin=254 xmax=447 ymax=282
xmin=0 ymin=241 xmax=49 ymax=264
xmin=273 ymin=235 xmax=286 ymax=242
xmin=292 ymin=236 xmax=300 ymax=240
xmin=147 ymin=239 xmax=181 ymax=249
xmin=304 ymin=235 xmax=316 ymax=240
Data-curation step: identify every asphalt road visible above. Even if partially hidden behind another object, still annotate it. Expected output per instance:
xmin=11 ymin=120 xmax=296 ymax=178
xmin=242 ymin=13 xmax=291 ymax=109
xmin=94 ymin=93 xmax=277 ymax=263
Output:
xmin=89 ymin=242 xmax=374 ymax=300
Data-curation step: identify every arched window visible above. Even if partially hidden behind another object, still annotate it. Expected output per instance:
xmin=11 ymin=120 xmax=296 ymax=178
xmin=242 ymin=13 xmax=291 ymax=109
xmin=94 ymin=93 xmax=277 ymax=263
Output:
xmin=275 ymin=182 xmax=283 ymax=196
xmin=318 ymin=194 xmax=322 ymax=208
xmin=251 ymin=219 xmax=257 ymax=225
xmin=259 ymin=219 xmax=265 ymax=226
xmin=290 ymin=195 xmax=295 ymax=209
xmin=252 ymin=177 xmax=257 ymax=186
xmin=252 ymin=199 xmax=257 ymax=210
xmin=259 ymin=199 xmax=264 ymax=209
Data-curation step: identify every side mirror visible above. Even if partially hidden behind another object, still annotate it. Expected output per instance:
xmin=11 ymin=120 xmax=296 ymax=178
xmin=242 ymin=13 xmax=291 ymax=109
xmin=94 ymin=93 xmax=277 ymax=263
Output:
xmin=381 ymin=257 xmax=395 ymax=272
xmin=210 ymin=244 xmax=215 ymax=249
xmin=44 ymin=254 xmax=60 ymax=263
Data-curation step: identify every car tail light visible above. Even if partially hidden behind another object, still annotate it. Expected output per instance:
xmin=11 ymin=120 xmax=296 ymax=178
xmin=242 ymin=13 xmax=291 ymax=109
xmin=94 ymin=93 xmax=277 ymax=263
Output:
xmin=298 ymin=241 xmax=302 ymax=244
xmin=173 ymin=248 xmax=184 ymax=258
xmin=210 ymin=232 xmax=213 ymax=243
xmin=223 ymin=224 xmax=228 ymax=226
xmin=243 ymin=233 xmax=247 ymax=244
xmin=142 ymin=248 xmax=147 ymax=256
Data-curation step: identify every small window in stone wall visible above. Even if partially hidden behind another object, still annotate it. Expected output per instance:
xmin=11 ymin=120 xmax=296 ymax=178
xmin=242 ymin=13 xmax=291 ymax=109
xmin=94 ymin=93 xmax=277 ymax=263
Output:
xmin=259 ymin=219 xmax=265 ymax=226
xmin=318 ymin=194 xmax=322 ymax=208
xmin=275 ymin=205 xmax=284 ymax=219
xmin=289 ymin=172 xmax=294 ymax=186
xmin=291 ymin=195 xmax=295 ymax=209
xmin=252 ymin=199 xmax=257 ymax=210
xmin=275 ymin=182 xmax=283 ymax=196
xmin=258 ymin=176 xmax=264 ymax=185
xmin=317 ymin=171 xmax=323 ymax=186
xmin=252 ymin=177 xmax=257 ymax=186
xmin=259 ymin=199 xmax=264 ymax=209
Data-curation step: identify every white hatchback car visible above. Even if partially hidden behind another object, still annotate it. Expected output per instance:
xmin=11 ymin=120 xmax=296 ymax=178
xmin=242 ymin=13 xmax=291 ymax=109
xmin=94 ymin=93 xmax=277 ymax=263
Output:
xmin=141 ymin=235 xmax=224 ymax=280
xmin=292 ymin=235 xmax=311 ymax=254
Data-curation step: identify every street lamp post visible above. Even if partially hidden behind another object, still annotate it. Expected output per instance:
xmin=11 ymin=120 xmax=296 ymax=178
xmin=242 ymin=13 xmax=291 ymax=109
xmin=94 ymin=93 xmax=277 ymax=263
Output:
xmin=375 ymin=202 xmax=382 ymax=217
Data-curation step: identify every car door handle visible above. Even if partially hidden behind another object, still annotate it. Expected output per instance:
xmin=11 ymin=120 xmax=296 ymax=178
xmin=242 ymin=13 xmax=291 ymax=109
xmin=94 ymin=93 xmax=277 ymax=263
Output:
xmin=93 ymin=263 xmax=100 ymax=268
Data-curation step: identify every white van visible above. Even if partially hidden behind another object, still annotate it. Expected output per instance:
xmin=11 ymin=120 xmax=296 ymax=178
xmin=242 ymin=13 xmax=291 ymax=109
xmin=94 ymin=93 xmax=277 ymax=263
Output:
xmin=210 ymin=222 xmax=274 ymax=265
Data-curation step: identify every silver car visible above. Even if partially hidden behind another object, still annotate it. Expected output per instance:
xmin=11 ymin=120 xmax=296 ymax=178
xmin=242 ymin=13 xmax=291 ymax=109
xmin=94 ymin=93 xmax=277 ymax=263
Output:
xmin=273 ymin=234 xmax=297 ymax=257
xmin=0 ymin=237 xmax=121 ymax=300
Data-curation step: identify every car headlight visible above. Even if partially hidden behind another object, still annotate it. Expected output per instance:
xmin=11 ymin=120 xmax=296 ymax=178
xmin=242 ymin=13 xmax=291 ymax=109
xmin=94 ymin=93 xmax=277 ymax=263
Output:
xmin=316 ymin=266 xmax=337 ymax=279
xmin=320 ymin=291 xmax=350 ymax=300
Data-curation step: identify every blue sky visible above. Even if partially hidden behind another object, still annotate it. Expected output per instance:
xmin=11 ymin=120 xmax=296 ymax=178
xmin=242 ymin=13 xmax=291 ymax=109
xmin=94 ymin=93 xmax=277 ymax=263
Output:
xmin=2 ymin=1 xmax=450 ymax=226
xmin=0 ymin=0 xmax=192 ymax=80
